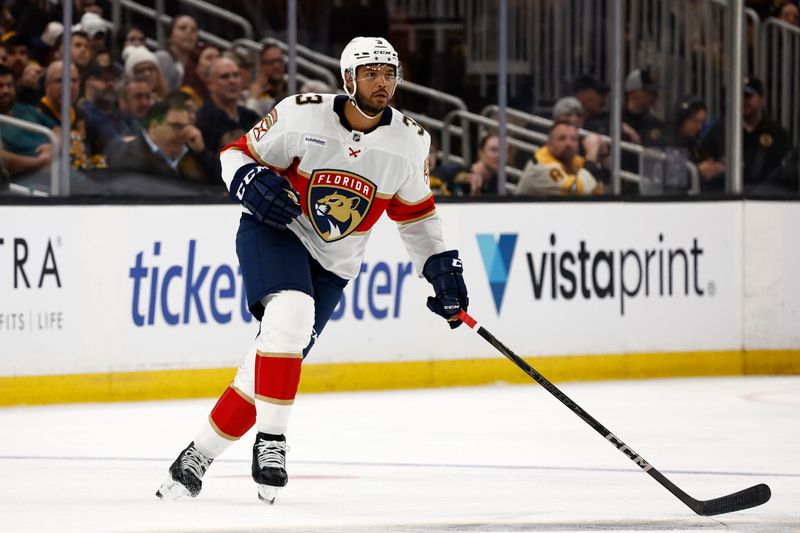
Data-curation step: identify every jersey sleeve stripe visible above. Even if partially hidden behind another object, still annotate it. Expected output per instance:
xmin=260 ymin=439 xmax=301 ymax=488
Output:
xmin=386 ymin=194 xmax=436 ymax=223
xmin=393 ymin=209 xmax=438 ymax=225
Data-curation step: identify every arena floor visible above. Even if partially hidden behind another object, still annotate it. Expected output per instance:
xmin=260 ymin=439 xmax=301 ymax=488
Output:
xmin=1 ymin=376 xmax=798 ymax=533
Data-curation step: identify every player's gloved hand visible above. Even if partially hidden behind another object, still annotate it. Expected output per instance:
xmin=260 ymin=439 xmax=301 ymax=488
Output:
xmin=230 ymin=163 xmax=302 ymax=229
xmin=422 ymin=250 xmax=469 ymax=329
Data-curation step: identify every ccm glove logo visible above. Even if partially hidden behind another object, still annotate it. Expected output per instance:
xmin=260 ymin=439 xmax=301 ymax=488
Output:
xmin=422 ymin=250 xmax=469 ymax=329
xmin=235 ymin=166 xmax=263 ymax=201
xmin=230 ymin=164 xmax=302 ymax=230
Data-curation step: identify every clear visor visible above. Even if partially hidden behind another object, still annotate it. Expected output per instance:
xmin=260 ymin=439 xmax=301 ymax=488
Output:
xmin=355 ymin=64 xmax=400 ymax=84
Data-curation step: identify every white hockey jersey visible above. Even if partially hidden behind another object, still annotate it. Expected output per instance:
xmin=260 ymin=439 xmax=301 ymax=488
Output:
xmin=220 ymin=94 xmax=447 ymax=280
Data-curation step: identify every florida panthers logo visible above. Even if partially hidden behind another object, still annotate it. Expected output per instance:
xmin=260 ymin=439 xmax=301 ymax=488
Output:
xmin=308 ymin=169 xmax=376 ymax=242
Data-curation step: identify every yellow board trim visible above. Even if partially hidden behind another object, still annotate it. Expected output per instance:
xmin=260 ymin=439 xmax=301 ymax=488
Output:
xmin=0 ymin=350 xmax=797 ymax=407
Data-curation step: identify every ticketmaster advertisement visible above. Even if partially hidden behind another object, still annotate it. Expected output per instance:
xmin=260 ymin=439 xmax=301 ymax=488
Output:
xmin=0 ymin=201 xmax=795 ymax=377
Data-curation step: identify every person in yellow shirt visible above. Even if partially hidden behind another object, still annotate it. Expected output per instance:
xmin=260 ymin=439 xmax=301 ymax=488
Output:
xmin=515 ymin=121 xmax=605 ymax=196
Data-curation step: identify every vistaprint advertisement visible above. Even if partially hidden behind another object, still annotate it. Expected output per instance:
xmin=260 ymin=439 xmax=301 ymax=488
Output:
xmin=2 ymin=201 xmax=794 ymax=377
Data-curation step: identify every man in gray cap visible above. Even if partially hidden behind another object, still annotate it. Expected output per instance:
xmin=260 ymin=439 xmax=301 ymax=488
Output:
xmin=551 ymin=96 xmax=609 ymax=185
xmin=552 ymin=96 xmax=585 ymax=127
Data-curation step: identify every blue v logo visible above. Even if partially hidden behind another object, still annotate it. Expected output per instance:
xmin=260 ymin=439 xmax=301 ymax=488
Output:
xmin=476 ymin=234 xmax=518 ymax=313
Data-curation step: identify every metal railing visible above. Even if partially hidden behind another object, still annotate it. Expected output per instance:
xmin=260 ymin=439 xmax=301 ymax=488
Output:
xmin=178 ymin=0 xmax=253 ymax=40
xmin=480 ymin=105 xmax=700 ymax=193
xmin=760 ymin=18 xmax=800 ymax=145
xmin=112 ymin=5 xmax=336 ymax=94
xmin=465 ymin=0 xmax=759 ymax=121
xmin=116 ymin=0 xmax=232 ymax=50
xmin=403 ymin=103 xmax=705 ymax=195
xmin=438 ymin=110 xmax=543 ymax=193
xmin=759 ymin=17 xmax=800 ymax=190
xmin=114 ymin=0 xmax=252 ymax=44
xmin=387 ymin=0 xmax=465 ymax=19
xmin=255 ymin=38 xmax=340 ymax=90
xmin=0 ymin=115 xmax=60 ymax=196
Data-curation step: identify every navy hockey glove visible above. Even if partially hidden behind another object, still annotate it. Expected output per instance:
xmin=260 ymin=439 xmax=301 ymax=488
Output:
xmin=230 ymin=164 xmax=302 ymax=229
xmin=422 ymin=250 xmax=469 ymax=329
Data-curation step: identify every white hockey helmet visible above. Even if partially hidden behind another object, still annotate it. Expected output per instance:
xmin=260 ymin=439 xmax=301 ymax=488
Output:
xmin=339 ymin=36 xmax=403 ymax=98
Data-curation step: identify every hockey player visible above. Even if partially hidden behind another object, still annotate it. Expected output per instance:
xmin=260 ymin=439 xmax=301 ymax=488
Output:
xmin=156 ymin=37 xmax=469 ymax=504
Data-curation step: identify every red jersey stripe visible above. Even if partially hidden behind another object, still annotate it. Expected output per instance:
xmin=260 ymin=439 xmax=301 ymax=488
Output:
xmin=387 ymin=194 xmax=436 ymax=223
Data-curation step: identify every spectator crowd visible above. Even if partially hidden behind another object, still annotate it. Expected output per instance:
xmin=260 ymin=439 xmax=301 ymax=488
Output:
xmin=428 ymin=0 xmax=799 ymax=198
xmin=0 ymin=0 xmax=315 ymax=195
xmin=0 ymin=0 xmax=797 ymax=198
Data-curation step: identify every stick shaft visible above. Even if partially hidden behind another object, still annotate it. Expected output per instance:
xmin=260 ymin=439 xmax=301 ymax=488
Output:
xmin=456 ymin=310 xmax=770 ymax=516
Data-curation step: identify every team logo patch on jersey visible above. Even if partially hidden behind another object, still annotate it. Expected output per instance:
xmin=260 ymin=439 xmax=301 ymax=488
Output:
xmin=252 ymin=108 xmax=278 ymax=141
xmin=308 ymin=169 xmax=376 ymax=242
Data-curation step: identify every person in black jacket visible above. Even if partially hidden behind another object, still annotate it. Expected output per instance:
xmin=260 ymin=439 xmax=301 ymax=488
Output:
xmin=195 ymin=56 xmax=259 ymax=152
xmin=106 ymin=97 xmax=223 ymax=188
xmin=700 ymin=77 xmax=791 ymax=192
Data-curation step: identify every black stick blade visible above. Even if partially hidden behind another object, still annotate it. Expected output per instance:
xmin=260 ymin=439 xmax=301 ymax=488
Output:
xmin=698 ymin=483 xmax=771 ymax=516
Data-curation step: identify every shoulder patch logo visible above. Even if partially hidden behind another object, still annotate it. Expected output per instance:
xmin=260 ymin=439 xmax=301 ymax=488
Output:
xmin=308 ymin=169 xmax=376 ymax=242
xmin=252 ymin=108 xmax=278 ymax=141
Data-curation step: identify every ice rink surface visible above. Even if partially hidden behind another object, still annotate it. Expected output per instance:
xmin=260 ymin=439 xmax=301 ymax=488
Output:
xmin=1 ymin=376 xmax=798 ymax=533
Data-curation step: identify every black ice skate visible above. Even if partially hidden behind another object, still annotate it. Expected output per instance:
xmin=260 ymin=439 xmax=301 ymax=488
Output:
xmin=155 ymin=442 xmax=213 ymax=500
xmin=252 ymin=432 xmax=288 ymax=504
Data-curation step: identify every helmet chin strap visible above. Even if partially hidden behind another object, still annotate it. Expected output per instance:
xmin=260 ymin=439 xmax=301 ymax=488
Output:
xmin=348 ymin=95 xmax=381 ymax=120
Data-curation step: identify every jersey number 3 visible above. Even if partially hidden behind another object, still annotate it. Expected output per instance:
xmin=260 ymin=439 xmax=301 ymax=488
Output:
xmin=403 ymin=116 xmax=424 ymax=136
xmin=296 ymin=94 xmax=323 ymax=105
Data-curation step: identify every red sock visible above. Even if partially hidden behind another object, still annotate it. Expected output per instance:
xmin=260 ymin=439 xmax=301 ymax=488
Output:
xmin=255 ymin=352 xmax=303 ymax=404
xmin=208 ymin=385 xmax=256 ymax=440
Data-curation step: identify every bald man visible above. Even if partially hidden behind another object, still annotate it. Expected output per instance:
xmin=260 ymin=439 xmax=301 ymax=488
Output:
xmin=195 ymin=56 xmax=260 ymax=151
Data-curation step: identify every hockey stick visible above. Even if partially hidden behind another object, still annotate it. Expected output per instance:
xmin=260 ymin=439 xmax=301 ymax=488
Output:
xmin=455 ymin=310 xmax=771 ymax=516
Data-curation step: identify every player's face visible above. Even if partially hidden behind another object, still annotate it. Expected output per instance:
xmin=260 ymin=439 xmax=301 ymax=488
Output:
xmin=354 ymin=64 xmax=397 ymax=116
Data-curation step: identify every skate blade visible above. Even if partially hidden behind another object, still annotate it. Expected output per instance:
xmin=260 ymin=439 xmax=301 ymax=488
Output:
xmin=257 ymin=484 xmax=280 ymax=504
xmin=156 ymin=477 xmax=191 ymax=500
